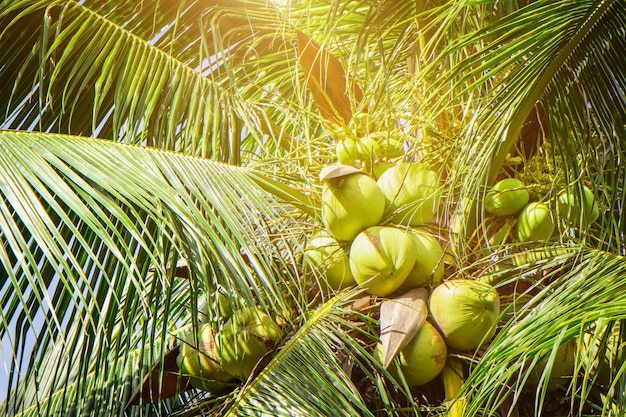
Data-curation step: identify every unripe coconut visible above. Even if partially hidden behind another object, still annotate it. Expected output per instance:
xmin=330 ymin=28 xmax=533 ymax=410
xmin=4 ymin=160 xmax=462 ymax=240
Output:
xmin=336 ymin=140 xmax=358 ymax=165
xmin=557 ymin=185 xmax=599 ymax=225
xmin=304 ymin=232 xmax=356 ymax=290
xmin=403 ymin=230 xmax=445 ymax=288
xmin=376 ymin=320 xmax=447 ymax=386
xmin=199 ymin=291 xmax=234 ymax=324
xmin=430 ymin=280 xmax=500 ymax=351
xmin=484 ymin=178 xmax=530 ymax=216
xmin=349 ymin=226 xmax=418 ymax=297
xmin=516 ymin=202 xmax=555 ymax=243
xmin=216 ymin=292 xmax=233 ymax=318
xmin=377 ymin=163 xmax=440 ymax=226
xmin=380 ymin=137 xmax=404 ymax=158
xmin=351 ymin=112 xmax=375 ymax=136
xmin=320 ymin=165 xmax=386 ymax=241
xmin=527 ymin=339 xmax=577 ymax=391
xmin=177 ymin=323 xmax=235 ymax=392
xmin=373 ymin=161 xmax=394 ymax=179
xmin=205 ymin=291 xmax=233 ymax=321
xmin=356 ymin=136 xmax=382 ymax=160
xmin=216 ymin=308 xmax=282 ymax=379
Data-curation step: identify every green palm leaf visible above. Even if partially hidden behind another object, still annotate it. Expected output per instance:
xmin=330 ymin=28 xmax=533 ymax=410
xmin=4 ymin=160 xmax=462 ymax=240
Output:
xmin=2 ymin=0 xmax=626 ymax=415
xmin=0 ymin=131 xmax=309 ymax=416
xmin=0 ymin=0 xmax=304 ymax=162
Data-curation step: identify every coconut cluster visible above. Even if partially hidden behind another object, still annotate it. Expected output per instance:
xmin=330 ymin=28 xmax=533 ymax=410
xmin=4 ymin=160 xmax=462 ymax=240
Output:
xmin=483 ymin=178 xmax=600 ymax=245
xmin=174 ymin=148 xmax=603 ymax=401
xmin=479 ymin=179 xmax=604 ymax=392
xmin=306 ymin=163 xmax=444 ymax=297
xmin=176 ymin=306 xmax=282 ymax=392
xmin=370 ymin=278 xmax=501 ymax=387
xmin=304 ymin=159 xmax=503 ymax=388
xmin=334 ymin=113 xmax=405 ymax=170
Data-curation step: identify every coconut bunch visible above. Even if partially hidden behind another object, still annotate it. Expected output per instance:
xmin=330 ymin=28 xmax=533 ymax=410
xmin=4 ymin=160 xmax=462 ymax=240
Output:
xmin=377 ymin=277 xmax=624 ymax=398
xmin=333 ymin=113 xmax=405 ymax=173
xmin=374 ymin=279 xmax=501 ymax=390
xmin=176 ymin=305 xmax=283 ymax=392
xmin=304 ymin=163 xmax=445 ymax=297
xmin=481 ymin=178 xmax=600 ymax=248
xmin=302 ymin=156 xmax=603 ymax=402
xmin=301 ymin=160 xmax=506 ymax=394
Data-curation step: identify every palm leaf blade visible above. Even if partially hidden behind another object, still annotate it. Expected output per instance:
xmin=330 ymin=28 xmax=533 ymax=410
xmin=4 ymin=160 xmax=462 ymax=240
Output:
xmin=0 ymin=131 xmax=307 ymax=416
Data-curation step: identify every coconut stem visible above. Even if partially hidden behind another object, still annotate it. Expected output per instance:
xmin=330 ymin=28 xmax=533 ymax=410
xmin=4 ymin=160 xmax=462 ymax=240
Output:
xmin=443 ymin=356 xmax=466 ymax=417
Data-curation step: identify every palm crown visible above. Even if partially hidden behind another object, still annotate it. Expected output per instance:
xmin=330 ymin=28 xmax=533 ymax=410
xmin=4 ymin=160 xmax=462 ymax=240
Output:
xmin=1 ymin=0 xmax=625 ymax=416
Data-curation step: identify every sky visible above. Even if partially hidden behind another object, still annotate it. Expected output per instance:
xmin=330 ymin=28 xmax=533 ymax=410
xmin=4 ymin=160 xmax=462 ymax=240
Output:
xmin=1 ymin=275 xmax=48 ymax=403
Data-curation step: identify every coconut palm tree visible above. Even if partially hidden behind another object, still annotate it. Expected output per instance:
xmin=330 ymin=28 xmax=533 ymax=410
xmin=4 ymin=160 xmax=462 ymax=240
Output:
xmin=1 ymin=0 xmax=625 ymax=416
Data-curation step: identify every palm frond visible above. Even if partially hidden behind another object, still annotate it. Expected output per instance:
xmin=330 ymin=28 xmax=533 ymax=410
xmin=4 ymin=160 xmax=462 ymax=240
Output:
xmin=3 ymin=0 xmax=626 ymax=416
xmin=0 ymin=131 xmax=309 ymax=416
xmin=0 ymin=0 xmax=305 ymax=163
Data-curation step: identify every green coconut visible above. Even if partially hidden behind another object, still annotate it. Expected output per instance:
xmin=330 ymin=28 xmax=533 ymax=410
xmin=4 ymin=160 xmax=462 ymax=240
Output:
xmin=430 ymin=280 xmax=500 ymax=351
xmin=484 ymin=178 xmax=530 ymax=216
xmin=376 ymin=320 xmax=447 ymax=386
xmin=403 ymin=230 xmax=445 ymax=288
xmin=377 ymin=162 xmax=440 ymax=226
xmin=350 ymin=112 xmax=375 ymax=136
xmin=380 ymin=137 xmax=404 ymax=158
xmin=356 ymin=136 xmax=382 ymax=160
xmin=582 ymin=322 xmax=623 ymax=387
xmin=349 ymin=226 xmax=418 ymax=297
xmin=176 ymin=323 xmax=235 ymax=392
xmin=373 ymin=161 xmax=394 ymax=179
xmin=516 ymin=202 xmax=555 ymax=243
xmin=527 ymin=339 xmax=577 ymax=391
xmin=216 ymin=292 xmax=233 ymax=319
xmin=216 ymin=308 xmax=282 ymax=380
xmin=336 ymin=140 xmax=358 ymax=165
xmin=202 ymin=291 xmax=233 ymax=322
xmin=199 ymin=290 xmax=235 ymax=324
xmin=320 ymin=165 xmax=386 ymax=241
xmin=557 ymin=185 xmax=600 ymax=226
xmin=304 ymin=232 xmax=356 ymax=291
